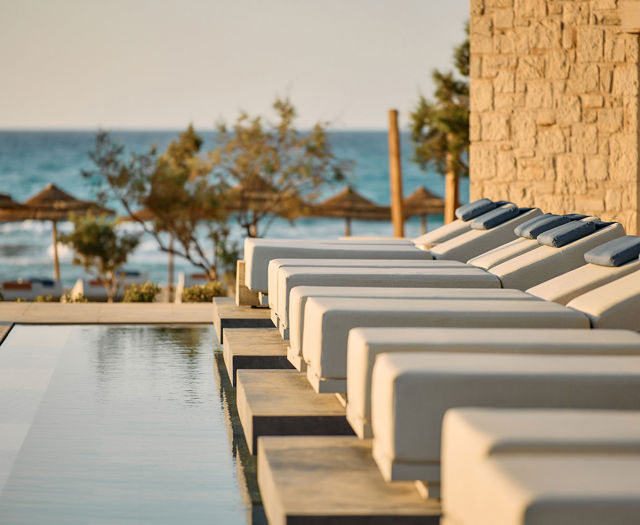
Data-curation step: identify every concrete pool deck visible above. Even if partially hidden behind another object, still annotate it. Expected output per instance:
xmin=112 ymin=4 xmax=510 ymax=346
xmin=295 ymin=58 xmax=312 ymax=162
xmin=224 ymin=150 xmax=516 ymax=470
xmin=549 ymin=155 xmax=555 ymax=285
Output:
xmin=0 ymin=302 xmax=215 ymax=324
xmin=213 ymin=298 xmax=274 ymax=344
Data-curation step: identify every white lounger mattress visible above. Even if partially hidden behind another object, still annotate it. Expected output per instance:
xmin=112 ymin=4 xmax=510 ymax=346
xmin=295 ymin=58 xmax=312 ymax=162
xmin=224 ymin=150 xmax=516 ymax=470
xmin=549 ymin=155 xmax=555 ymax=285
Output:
xmin=266 ymin=258 xmax=467 ymax=316
xmin=244 ymin=241 xmax=428 ymax=292
xmin=370 ymin=352 xmax=640 ymax=485
xmin=287 ymin=288 xmax=536 ymax=371
xmin=346 ymin=328 xmax=640 ymax=438
xmin=301 ymin=297 xmax=589 ymax=393
xmin=452 ymin=453 xmax=640 ymax=525
xmin=442 ymin=408 xmax=640 ymax=525
xmin=275 ymin=266 xmax=501 ymax=337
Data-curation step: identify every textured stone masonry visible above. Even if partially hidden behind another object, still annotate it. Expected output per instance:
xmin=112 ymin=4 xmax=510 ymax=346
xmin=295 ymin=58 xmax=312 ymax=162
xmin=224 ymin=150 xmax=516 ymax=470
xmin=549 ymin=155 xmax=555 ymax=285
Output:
xmin=470 ymin=0 xmax=640 ymax=234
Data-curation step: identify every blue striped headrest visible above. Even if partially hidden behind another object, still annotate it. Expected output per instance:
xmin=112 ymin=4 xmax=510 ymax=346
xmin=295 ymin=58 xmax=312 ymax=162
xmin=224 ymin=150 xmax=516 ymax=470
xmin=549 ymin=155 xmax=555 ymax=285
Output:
xmin=584 ymin=236 xmax=640 ymax=267
xmin=455 ymin=198 xmax=497 ymax=221
xmin=537 ymin=220 xmax=597 ymax=248
xmin=470 ymin=205 xmax=520 ymax=230
xmin=514 ymin=214 xmax=572 ymax=239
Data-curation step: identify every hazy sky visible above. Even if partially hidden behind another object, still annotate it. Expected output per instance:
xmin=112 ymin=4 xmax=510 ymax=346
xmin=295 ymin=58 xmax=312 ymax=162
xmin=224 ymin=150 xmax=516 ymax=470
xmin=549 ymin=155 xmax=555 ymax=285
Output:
xmin=0 ymin=0 xmax=468 ymax=130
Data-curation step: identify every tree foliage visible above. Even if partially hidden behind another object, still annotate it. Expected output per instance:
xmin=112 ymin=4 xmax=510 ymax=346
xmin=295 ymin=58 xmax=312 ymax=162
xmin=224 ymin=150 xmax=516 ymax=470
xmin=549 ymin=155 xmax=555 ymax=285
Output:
xmin=211 ymin=97 xmax=351 ymax=237
xmin=83 ymin=126 xmax=238 ymax=280
xmin=410 ymin=23 xmax=469 ymax=183
xmin=61 ymin=214 xmax=140 ymax=302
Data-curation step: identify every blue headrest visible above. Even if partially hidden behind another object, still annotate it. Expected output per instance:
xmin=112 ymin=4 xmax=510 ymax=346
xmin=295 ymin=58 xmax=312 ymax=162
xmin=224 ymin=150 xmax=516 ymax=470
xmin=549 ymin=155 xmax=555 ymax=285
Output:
xmin=514 ymin=214 xmax=573 ymax=239
xmin=537 ymin=220 xmax=597 ymax=248
xmin=455 ymin=198 xmax=497 ymax=221
xmin=563 ymin=213 xmax=589 ymax=221
xmin=470 ymin=205 xmax=520 ymax=230
xmin=584 ymin=236 xmax=640 ymax=267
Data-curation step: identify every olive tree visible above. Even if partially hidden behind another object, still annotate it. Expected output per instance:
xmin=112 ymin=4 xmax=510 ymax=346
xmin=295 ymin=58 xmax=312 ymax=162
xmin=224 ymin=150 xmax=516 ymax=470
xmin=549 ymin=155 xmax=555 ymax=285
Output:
xmin=211 ymin=97 xmax=351 ymax=237
xmin=61 ymin=214 xmax=140 ymax=302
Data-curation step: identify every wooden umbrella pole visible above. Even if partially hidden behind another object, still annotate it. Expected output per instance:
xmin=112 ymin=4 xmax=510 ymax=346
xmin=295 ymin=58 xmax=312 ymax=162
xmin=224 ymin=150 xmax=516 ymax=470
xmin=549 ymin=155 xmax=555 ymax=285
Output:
xmin=52 ymin=220 xmax=60 ymax=282
xmin=421 ymin=213 xmax=427 ymax=235
xmin=388 ymin=109 xmax=405 ymax=237
xmin=345 ymin=217 xmax=352 ymax=237
xmin=168 ymin=235 xmax=174 ymax=303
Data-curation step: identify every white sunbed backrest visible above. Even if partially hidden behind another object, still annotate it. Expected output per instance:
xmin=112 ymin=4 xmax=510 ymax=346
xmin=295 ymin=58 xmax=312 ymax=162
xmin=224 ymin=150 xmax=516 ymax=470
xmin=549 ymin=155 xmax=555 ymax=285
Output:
xmin=491 ymin=222 xmax=625 ymax=290
xmin=567 ymin=269 xmax=640 ymax=330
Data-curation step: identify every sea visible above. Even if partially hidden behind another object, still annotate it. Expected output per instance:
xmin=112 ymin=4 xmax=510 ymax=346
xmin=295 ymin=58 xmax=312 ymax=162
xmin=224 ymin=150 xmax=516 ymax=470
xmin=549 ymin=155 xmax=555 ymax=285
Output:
xmin=0 ymin=130 xmax=469 ymax=288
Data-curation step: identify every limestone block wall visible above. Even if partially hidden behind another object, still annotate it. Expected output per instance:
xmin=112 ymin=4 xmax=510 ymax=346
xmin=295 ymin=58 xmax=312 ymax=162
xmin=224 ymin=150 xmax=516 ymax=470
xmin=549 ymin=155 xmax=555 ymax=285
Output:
xmin=469 ymin=0 xmax=640 ymax=234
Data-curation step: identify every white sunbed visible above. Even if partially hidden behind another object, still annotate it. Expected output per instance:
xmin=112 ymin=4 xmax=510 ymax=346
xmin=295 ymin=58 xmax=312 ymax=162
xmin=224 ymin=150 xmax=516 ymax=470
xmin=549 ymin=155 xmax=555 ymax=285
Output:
xmin=271 ymin=219 xmax=624 ymax=335
xmin=446 ymin=453 xmax=640 ymax=525
xmin=287 ymin=288 xmax=537 ymax=371
xmin=275 ymin=266 xmax=500 ymax=339
xmin=441 ymin=407 xmax=640 ymax=524
xmin=369 ymin=352 xmax=640 ymax=496
xmin=301 ymin=297 xmax=590 ymax=393
xmin=345 ymin=327 xmax=640 ymax=439
xmin=527 ymin=235 xmax=640 ymax=304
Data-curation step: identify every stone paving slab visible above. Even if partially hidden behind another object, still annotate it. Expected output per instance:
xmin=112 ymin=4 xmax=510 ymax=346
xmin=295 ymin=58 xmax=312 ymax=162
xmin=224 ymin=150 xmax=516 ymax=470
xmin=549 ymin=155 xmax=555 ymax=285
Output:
xmin=258 ymin=436 xmax=441 ymax=525
xmin=0 ymin=303 xmax=213 ymax=324
xmin=223 ymin=328 xmax=293 ymax=387
xmin=213 ymin=298 xmax=273 ymax=344
xmin=236 ymin=369 xmax=352 ymax=454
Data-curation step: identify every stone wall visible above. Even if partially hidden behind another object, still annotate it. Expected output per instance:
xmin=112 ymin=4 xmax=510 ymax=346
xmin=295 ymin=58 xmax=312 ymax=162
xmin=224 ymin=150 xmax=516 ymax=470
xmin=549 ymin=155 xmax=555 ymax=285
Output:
xmin=469 ymin=0 xmax=640 ymax=234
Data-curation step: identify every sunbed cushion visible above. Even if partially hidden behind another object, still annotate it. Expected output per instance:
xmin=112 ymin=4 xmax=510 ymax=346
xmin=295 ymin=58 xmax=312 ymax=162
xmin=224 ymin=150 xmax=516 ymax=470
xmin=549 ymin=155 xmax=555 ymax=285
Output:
xmin=537 ymin=220 xmax=597 ymax=247
xmin=584 ymin=236 xmax=640 ymax=267
xmin=470 ymin=205 xmax=520 ymax=230
xmin=454 ymin=198 xmax=496 ymax=221
xmin=514 ymin=214 xmax=571 ymax=239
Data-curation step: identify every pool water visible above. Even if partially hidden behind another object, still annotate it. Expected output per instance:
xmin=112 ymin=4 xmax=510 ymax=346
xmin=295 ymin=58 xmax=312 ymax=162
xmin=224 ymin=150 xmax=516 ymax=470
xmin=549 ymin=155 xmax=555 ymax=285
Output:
xmin=0 ymin=324 xmax=262 ymax=524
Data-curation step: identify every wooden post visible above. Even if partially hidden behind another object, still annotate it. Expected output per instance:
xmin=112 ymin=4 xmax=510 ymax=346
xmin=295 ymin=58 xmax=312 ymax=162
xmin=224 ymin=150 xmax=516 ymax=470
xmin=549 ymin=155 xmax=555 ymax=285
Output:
xmin=444 ymin=148 xmax=460 ymax=224
xmin=168 ymin=235 xmax=174 ymax=303
xmin=52 ymin=220 xmax=60 ymax=282
xmin=388 ymin=109 xmax=405 ymax=237
xmin=344 ymin=217 xmax=352 ymax=237
xmin=420 ymin=214 xmax=428 ymax=235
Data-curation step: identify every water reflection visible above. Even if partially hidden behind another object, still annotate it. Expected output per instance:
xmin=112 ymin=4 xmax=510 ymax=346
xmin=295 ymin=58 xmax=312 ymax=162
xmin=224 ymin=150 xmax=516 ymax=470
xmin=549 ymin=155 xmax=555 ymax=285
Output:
xmin=212 ymin=351 xmax=268 ymax=525
xmin=0 ymin=324 xmax=253 ymax=524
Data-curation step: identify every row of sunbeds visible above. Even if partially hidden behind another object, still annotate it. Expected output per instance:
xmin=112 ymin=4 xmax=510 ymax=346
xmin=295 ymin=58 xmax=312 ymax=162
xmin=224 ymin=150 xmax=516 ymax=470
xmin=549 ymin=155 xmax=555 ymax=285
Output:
xmin=240 ymin=198 xmax=640 ymax=524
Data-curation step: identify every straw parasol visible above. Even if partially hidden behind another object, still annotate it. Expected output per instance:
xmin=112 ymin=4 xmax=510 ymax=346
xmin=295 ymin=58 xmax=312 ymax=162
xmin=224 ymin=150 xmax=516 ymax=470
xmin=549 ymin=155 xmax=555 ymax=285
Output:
xmin=0 ymin=193 xmax=28 ymax=212
xmin=310 ymin=186 xmax=390 ymax=236
xmin=0 ymin=183 xmax=113 ymax=281
xmin=403 ymin=186 xmax=445 ymax=235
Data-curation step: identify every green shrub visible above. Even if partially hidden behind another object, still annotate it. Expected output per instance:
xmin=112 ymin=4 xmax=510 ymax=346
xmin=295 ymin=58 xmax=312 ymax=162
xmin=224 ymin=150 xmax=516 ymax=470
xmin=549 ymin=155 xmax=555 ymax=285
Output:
xmin=123 ymin=282 xmax=161 ymax=303
xmin=181 ymin=281 xmax=226 ymax=302
xmin=35 ymin=295 xmax=55 ymax=302
xmin=61 ymin=293 xmax=89 ymax=303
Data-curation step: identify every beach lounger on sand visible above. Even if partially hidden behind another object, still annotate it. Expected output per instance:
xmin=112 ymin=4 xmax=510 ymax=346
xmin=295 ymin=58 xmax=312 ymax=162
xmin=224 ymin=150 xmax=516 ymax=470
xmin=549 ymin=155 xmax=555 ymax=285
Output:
xmin=0 ymin=278 xmax=63 ymax=301
xmin=287 ymin=288 xmax=537 ymax=371
xmin=271 ymin=218 xmax=623 ymax=332
xmin=243 ymin=201 xmax=535 ymax=292
xmin=345 ymin=328 xmax=640 ymax=438
xmin=528 ymin=235 xmax=640 ymax=304
xmin=300 ymin=268 xmax=640 ymax=393
xmin=444 ymin=452 xmax=640 ymax=525
xmin=441 ymin=408 xmax=640 ymax=524
xmin=370 ymin=352 xmax=640 ymax=495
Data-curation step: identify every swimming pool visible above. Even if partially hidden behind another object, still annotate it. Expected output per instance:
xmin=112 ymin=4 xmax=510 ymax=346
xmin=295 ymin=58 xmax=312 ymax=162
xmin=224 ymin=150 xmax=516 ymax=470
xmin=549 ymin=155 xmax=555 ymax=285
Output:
xmin=0 ymin=324 xmax=262 ymax=523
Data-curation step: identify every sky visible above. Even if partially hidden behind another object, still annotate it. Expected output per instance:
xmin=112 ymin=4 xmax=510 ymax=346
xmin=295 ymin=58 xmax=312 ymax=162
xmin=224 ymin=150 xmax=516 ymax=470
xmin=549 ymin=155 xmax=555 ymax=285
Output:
xmin=0 ymin=0 xmax=468 ymax=130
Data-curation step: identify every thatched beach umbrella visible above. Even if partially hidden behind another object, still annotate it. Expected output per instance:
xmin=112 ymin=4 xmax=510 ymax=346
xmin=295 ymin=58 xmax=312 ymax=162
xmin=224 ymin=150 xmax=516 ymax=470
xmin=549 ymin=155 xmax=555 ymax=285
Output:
xmin=0 ymin=183 xmax=113 ymax=281
xmin=0 ymin=193 xmax=28 ymax=212
xmin=310 ymin=186 xmax=390 ymax=236
xmin=403 ymin=186 xmax=445 ymax=235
